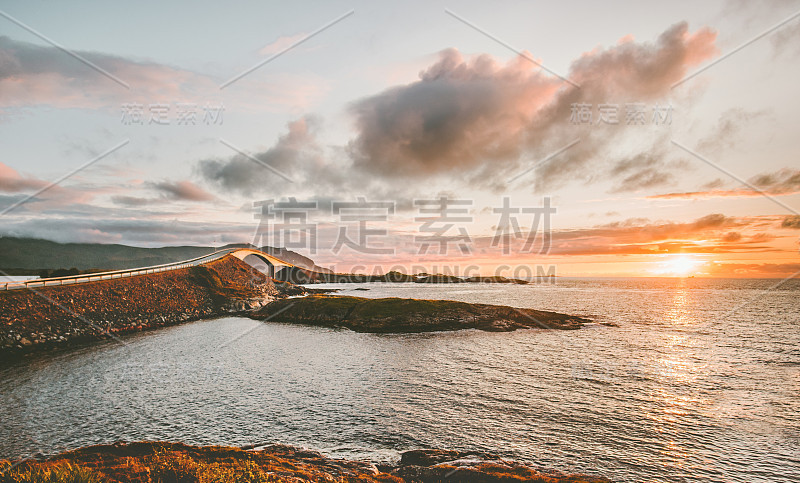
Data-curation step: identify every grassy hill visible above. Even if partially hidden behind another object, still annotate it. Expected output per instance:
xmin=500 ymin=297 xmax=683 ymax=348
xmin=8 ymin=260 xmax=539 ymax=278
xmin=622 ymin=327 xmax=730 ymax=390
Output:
xmin=0 ymin=237 xmax=322 ymax=272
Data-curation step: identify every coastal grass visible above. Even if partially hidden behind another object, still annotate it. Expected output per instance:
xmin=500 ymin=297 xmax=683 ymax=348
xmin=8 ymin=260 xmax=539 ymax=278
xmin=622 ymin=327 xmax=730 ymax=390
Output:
xmin=144 ymin=448 xmax=278 ymax=482
xmin=1 ymin=442 xmax=611 ymax=483
xmin=1 ymin=442 xmax=383 ymax=483
xmin=0 ymin=461 xmax=105 ymax=483
xmin=353 ymin=297 xmax=473 ymax=318
xmin=0 ymin=454 xmax=280 ymax=483
xmin=265 ymin=295 xmax=475 ymax=319
xmin=252 ymin=295 xmax=588 ymax=333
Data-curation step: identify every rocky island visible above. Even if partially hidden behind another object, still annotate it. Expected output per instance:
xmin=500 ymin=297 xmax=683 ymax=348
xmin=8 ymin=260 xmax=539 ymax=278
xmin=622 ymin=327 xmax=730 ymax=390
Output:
xmin=249 ymin=295 xmax=589 ymax=332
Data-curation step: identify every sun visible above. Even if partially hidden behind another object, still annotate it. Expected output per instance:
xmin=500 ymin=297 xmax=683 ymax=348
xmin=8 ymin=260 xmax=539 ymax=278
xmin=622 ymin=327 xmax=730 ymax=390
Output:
xmin=657 ymin=255 xmax=702 ymax=277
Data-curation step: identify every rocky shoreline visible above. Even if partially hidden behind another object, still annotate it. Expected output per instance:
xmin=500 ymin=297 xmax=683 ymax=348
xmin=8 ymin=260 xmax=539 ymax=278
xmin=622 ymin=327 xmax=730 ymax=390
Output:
xmin=0 ymin=441 xmax=613 ymax=482
xmin=0 ymin=255 xmax=281 ymax=359
xmin=249 ymin=295 xmax=590 ymax=332
xmin=0 ymin=256 xmax=589 ymax=359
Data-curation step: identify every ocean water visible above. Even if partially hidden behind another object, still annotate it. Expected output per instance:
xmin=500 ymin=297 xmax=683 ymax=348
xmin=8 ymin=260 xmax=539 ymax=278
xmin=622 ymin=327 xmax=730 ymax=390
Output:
xmin=1 ymin=278 xmax=798 ymax=482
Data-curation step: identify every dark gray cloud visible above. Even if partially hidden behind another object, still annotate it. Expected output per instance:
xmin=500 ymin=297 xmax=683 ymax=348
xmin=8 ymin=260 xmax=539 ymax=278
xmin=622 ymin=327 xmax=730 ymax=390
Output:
xmin=782 ymin=215 xmax=800 ymax=228
xmin=197 ymin=117 xmax=414 ymax=204
xmin=195 ymin=24 xmax=718 ymax=200
xmin=346 ymin=22 xmax=717 ymax=192
xmin=199 ymin=117 xmax=324 ymax=195
xmin=751 ymin=168 xmax=800 ymax=194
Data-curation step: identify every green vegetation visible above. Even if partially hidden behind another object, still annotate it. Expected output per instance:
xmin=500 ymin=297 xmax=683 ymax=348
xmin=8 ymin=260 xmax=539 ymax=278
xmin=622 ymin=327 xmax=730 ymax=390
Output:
xmin=353 ymin=297 xmax=470 ymax=318
xmin=253 ymin=295 xmax=588 ymax=333
xmin=145 ymin=449 xmax=277 ymax=483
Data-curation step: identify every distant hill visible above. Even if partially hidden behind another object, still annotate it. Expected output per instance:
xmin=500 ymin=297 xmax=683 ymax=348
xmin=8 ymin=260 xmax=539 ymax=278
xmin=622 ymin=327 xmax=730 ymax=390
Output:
xmin=0 ymin=237 xmax=326 ymax=272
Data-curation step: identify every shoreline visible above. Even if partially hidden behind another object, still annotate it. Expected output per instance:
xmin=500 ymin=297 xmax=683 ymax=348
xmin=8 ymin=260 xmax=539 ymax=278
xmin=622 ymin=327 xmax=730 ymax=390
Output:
xmin=0 ymin=440 xmax=613 ymax=482
xmin=0 ymin=256 xmax=591 ymax=359
xmin=0 ymin=255 xmax=277 ymax=360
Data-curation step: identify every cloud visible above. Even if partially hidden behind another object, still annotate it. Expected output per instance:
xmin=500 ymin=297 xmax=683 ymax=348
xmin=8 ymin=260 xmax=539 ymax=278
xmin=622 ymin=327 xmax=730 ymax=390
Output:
xmin=608 ymin=152 xmax=689 ymax=192
xmin=0 ymin=162 xmax=48 ymax=192
xmin=0 ymin=35 xmax=195 ymax=108
xmin=199 ymin=117 xmax=325 ymax=195
xmin=706 ymin=262 xmax=800 ymax=277
xmin=649 ymin=168 xmax=800 ymax=199
xmin=110 ymin=179 xmax=216 ymax=206
xmin=110 ymin=195 xmax=159 ymax=207
xmin=0 ymin=164 xmax=96 ymax=212
xmin=194 ymin=23 xmax=717 ymax=200
xmin=148 ymin=180 xmax=216 ymax=202
xmin=198 ymin=116 xmax=382 ymax=200
xmin=0 ymin=36 xmax=326 ymax=113
xmin=723 ymin=0 xmax=800 ymax=57
xmin=258 ymin=33 xmax=308 ymax=56
xmin=321 ymin=212 xmax=780 ymax=268
xmin=346 ymin=22 xmax=717 ymax=191
xmin=721 ymin=231 xmax=742 ymax=242
xmin=0 ymin=217 xmax=253 ymax=246
xmin=465 ymin=213 xmax=773 ymax=257
xmin=696 ymin=108 xmax=769 ymax=153
xmin=782 ymin=215 xmax=800 ymax=228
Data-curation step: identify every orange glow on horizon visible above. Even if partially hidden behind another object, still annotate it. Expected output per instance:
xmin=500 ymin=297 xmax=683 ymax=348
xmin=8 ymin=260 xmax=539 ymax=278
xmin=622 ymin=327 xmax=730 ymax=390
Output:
xmin=652 ymin=255 xmax=703 ymax=277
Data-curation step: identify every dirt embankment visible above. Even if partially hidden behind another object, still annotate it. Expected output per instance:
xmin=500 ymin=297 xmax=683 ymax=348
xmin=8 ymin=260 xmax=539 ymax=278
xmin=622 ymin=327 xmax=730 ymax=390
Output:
xmin=250 ymin=295 xmax=590 ymax=333
xmin=0 ymin=255 xmax=280 ymax=358
xmin=0 ymin=441 xmax=613 ymax=483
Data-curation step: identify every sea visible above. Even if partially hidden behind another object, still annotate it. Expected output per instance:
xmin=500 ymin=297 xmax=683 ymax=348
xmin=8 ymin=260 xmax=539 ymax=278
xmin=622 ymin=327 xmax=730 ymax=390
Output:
xmin=1 ymin=278 xmax=798 ymax=482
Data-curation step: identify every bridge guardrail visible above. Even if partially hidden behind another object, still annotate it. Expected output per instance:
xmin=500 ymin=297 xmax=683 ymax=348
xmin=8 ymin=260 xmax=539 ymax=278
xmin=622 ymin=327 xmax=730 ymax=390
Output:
xmin=0 ymin=248 xmax=238 ymax=291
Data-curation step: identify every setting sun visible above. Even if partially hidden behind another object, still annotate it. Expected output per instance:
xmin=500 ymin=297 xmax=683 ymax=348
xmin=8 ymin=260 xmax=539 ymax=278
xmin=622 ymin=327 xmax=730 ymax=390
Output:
xmin=656 ymin=255 xmax=702 ymax=277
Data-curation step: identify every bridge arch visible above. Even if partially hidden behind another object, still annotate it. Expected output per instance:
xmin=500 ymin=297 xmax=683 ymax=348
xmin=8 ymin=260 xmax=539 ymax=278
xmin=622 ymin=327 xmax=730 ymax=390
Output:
xmin=229 ymin=249 xmax=294 ymax=279
xmin=241 ymin=253 xmax=276 ymax=277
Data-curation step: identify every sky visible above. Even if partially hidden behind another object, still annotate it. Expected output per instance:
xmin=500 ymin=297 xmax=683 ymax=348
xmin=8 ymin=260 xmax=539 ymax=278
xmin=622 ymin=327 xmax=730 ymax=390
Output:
xmin=1 ymin=0 xmax=799 ymax=277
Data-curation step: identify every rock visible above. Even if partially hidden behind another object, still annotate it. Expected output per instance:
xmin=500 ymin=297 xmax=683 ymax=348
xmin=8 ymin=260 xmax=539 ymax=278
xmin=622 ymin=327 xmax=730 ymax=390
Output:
xmin=0 ymin=255 xmax=289 ymax=358
xmin=400 ymin=449 xmax=461 ymax=466
xmin=250 ymin=295 xmax=591 ymax=333
xmin=394 ymin=449 xmax=613 ymax=482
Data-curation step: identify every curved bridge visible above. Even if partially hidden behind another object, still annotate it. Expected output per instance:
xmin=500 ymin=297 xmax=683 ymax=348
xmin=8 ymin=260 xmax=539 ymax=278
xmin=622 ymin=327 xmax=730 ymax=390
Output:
xmin=0 ymin=248 xmax=301 ymax=291
xmin=229 ymin=248 xmax=296 ymax=278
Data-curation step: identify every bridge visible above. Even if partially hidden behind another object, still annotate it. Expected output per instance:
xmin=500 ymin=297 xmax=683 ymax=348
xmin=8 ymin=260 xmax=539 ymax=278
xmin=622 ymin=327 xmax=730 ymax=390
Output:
xmin=0 ymin=248 xmax=301 ymax=291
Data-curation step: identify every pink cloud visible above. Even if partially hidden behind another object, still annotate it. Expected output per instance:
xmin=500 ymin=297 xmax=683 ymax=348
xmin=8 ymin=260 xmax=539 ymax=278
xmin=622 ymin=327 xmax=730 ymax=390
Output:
xmin=347 ymin=22 xmax=719 ymax=190
xmin=0 ymin=162 xmax=48 ymax=192
xmin=0 ymin=36 xmax=327 ymax=113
